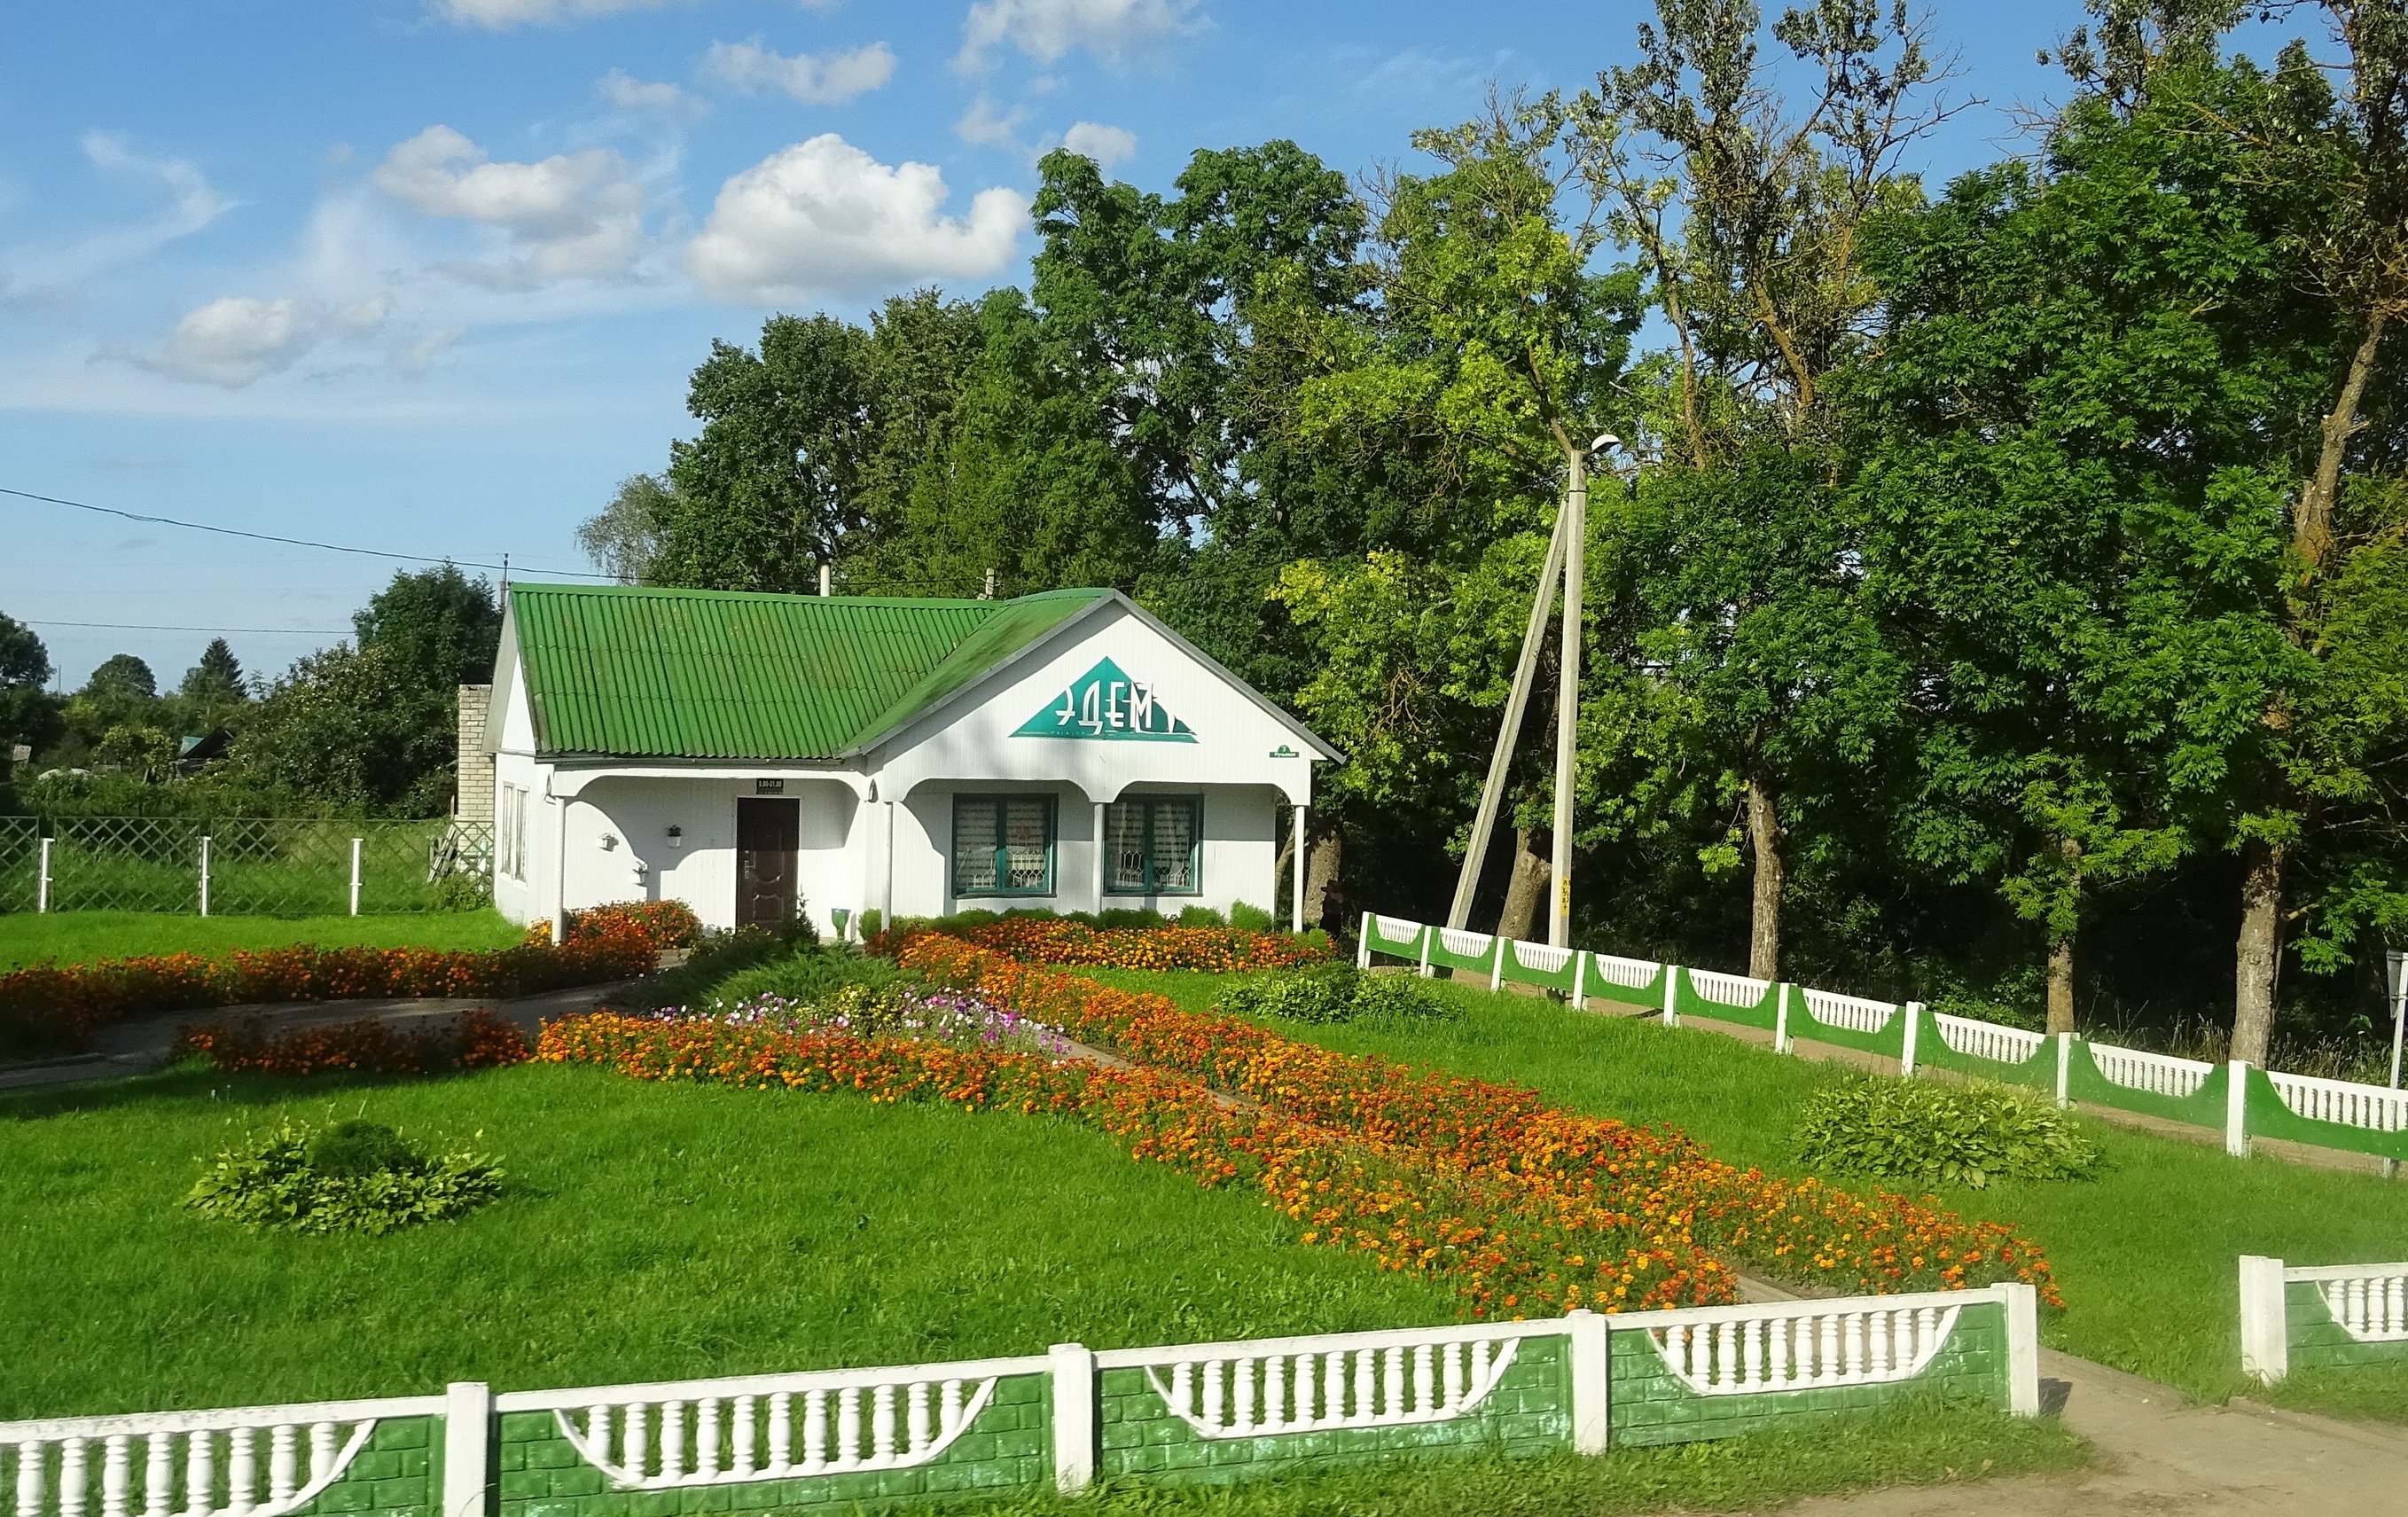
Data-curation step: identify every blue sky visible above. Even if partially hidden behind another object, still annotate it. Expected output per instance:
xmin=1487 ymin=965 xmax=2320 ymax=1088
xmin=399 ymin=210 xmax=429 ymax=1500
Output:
xmin=0 ymin=0 xmax=2275 ymax=688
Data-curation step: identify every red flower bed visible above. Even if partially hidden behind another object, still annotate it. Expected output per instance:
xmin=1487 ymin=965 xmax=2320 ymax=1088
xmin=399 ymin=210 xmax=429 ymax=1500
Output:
xmin=896 ymin=935 xmax=2060 ymax=1307
xmin=180 ymin=1008 xmax=531 ymax=1075
xmin=564 ymin=900 xmax=703 ymax=950
xmin=538 ymin=1011 xmax=1728 ymax=1313
xmin=875 ymin=918 xmax=1329 ymax=974
xmin=0 ymin=924 xmax=661 ymax=1060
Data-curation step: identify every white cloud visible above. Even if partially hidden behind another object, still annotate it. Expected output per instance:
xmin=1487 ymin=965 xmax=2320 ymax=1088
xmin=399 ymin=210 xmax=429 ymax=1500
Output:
xmin=0 ymin=133 xmax=235 ymax=305
xmin=702 ymin=39 xmax=896 ymax=105
xmin=956 ymin=0 xmax=1200 ymax=71
xmin=372 ymin=126 xmax=645 ymax=285
xmin=124 ymin=295 xmax=390 ymax=387
xmin=392 ymin=327 xmax=466 ymax=377
xmin=431 ymin=0 xmax=673 ymax=28
xmin=686 ymin=134 xmax=1027 ymax=304
xmin=955 ymin=93 xmax=1027 ymax=147
xmin=598 ymin=68 xmax=700 ymax=114
xmin=1060 ymin=121 xmax=1136 ymax=169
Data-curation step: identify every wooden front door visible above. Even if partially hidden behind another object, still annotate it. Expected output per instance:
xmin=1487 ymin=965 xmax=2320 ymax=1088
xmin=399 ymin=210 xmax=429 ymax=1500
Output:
xmin=736 ymin=797 xmax=800 ymax=928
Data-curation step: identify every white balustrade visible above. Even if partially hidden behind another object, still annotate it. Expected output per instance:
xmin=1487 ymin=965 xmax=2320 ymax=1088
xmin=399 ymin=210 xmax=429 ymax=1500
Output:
xmin=1099 ymin=1323 xmax=1550 ymax=1440
xmin=1800 ymin=989 xmax=1896 ymax=1035
xmin=0 ymin=1399 xmax=432 ymax=1517
xmin=1589 ymin=953 xmax=1660 ymax=990
xmin=1688 ymin=970 xmax=1775 ymax=1011
xmin=2085 ymin=1042 xmax=2214 ymax=1099
xmin=1930 ymin=1013 xmax=2045 ymax=1064
xmin=1509 ymin=942 xmax=1572 ymax=975
xmin=1369 ymin=915 xmax=1422 ymax=949
xmin=497 ymin=1359 xmax=1044 ymax=1490
xmin=2282 ymin=1263 xmax=2408 ymax=1344
xmin=1638 ymin=1304 xmax=1960 ymax=1396
xmin=2263 ymin=1069 xmax=2408 ymax=1133
xmin=1435 ymin=928 xmax=1494 ymax=960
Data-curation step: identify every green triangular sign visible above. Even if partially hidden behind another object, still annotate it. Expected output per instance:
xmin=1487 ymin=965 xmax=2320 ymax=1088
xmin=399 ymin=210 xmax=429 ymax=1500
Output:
xmin=1012 ymin=659 xmax=1197 ymax=741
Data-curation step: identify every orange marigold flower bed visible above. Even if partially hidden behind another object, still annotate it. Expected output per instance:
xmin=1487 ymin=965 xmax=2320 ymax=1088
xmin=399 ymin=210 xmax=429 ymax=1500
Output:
xmin=895 ymin=934 xmax=2061 ymax=1309
xmin=873 ymin=919 xmax=1328 ymax=974
xmin=179 ymin=1008 xmax=531 ymax=1076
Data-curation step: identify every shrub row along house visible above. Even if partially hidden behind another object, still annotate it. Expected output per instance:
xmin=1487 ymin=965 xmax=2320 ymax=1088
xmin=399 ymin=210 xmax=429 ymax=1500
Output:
xmin=470 ymin=584 xmax=1337 ymax=938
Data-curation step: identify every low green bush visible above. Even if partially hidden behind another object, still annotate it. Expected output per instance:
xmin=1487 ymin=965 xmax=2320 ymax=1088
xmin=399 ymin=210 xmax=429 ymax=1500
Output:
xmin=1223 ymin=965 xmax=1453 ymax=1025
xmin=188 ymin=1119 xmax=503 ymax=1233
xmin=1175 ymin=904 xmax=1229 ymax=928
xmin=707 ymin=947 xmax=904 ymax=1009
xmin=1226 ymin=901 xmax=1275 ymax=933
xmin=616 ymin=915 xmax=822 ymax=1011
xmin=1792 ymin=1078 xmax=2100 ymax=1189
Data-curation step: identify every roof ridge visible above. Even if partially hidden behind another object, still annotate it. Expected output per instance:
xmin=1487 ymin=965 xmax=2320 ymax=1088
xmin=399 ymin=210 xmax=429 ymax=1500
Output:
xmin=509 ymin=583 xmax=1100 ymax=609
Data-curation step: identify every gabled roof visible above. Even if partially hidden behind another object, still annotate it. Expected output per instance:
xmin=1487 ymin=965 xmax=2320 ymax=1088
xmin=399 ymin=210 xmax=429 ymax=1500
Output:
xmin=506 ymin=583 xmax=1108 ymax=761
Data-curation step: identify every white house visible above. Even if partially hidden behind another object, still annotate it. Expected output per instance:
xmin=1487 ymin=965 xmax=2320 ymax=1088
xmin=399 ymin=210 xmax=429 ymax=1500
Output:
xmin=480 ymin=583 xmax=1339 ymax=938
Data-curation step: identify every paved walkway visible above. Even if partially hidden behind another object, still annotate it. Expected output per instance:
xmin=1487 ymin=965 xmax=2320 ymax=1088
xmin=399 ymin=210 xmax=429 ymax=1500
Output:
xmin=1739 ymin=1273 xmax=2408 ymax=1513
xmin=0 ymin=981 xmax=637 ymax=1092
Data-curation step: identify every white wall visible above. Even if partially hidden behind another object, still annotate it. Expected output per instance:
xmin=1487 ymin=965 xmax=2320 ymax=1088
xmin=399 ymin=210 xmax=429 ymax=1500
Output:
xmin=554 ymin=775 xmax=863 ymax=934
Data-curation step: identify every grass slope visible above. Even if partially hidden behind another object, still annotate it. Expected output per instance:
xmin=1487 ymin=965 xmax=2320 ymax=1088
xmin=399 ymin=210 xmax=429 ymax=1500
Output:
xmin=0 ymin=911 xmax=525 ymax=972
xmin=0 ymin=1060 xmax=1461 ymax=1419
xmin=1073 ymin=967 xmax=2408 ymax=1419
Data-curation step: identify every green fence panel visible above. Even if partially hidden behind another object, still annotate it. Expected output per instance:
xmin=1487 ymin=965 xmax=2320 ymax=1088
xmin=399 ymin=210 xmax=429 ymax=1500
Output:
xmin=1912 ymin=1010 xmax=2060 ymax=1091
xmin=1497 ymin=940 xmax=1581 ymax=994
xmin=1604 ymin=1298 xmax=2013 ymax=1449
xmin=1097 ymin=1336 xmax=1569 ymax=1486
xmin=2243 ymin=1067 xmax=2408 ymax=1162
xmin=2285 ymin=1278 xmax=2408 ymax=1372
xmin=1673 ymin=968 xmax=1780 ymax=1032
xmin=1424 ymin=926 xmax=1502 ymax=976
xmin=1361 ymin=914 xmax=1427 ymax=965
xmin=2066 ymin=1043 xmax=2230 ymax=1128
xmin=0 ymin=816 xmax=33 ymax=913
xmin=1583 ymin=952 xmax=1667 ymax=1009
xmin=1784 ymin=987 xmax=1908 ymax=1061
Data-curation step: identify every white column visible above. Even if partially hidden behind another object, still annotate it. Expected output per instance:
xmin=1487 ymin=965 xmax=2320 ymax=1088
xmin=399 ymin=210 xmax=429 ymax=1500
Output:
xmin=37 ymin=835 xmax=51 ymax=912
xmin=880 ymin=799 xmax=896 ymax=928
xmin=442 ymin=1381 xmax=492 ymax=1517
xmin=551 ymin=795 xmax=570 ymax=944
xmin=1899 ymin=1001 xmax=1921 ymax=1076
xmin=2055 ymin=1033 xmax=2075 ymax=1108
xmin=1568 ymin=1310 xmax=1610 ymax=1454
xmin=1092 ymin=801 xmax=1107 ymax=911
xmin=199 ymin=835 xmax=212 ymax=917
xmin=2237 ymin=1255 xmax=2290 ymax=1384
xmin=2225 ymin=1059 xmax=2250 ymax=1158
xmin=348 ymin=837 xmax=363 ymax=916
xmin=1048 ymin=1343 xmax=1097 ymax=1495
xmin=1290 ymin=803 xmax=1308 ymax=933
xmin=2000 ymin=1283 xmax=2042 ymax=1416
xmin=1773 ymin=982 xmax=1791 ymax=1053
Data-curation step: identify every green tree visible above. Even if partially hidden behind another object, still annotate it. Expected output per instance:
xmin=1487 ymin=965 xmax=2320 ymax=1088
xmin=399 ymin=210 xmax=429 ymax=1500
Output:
xmin=233 ymin=645 xmax=454 ymax=816
xmin=353 ymin=566 xmax=502 ymax=696
xmin=180 ymin=637 xmax=244 ymax=702
xmin=0 ymin=612 xmax=64 ymax=765
xmin=576 ymin=475 xmax=670 ymax=584
xmin=82 ymin=653 xmax=157 ymax=701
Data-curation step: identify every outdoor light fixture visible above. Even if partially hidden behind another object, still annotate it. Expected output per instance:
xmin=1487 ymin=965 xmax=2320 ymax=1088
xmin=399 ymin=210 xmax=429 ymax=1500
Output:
xmin=665 ymin=825 xmax=684 ymax=849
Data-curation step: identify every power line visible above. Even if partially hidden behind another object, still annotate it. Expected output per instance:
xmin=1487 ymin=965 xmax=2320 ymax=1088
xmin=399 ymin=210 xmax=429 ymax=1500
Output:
xmin=0 ymin=484 xmax=614 ymax=579
xmin=23 ymin=619 xmax=351 ymax=635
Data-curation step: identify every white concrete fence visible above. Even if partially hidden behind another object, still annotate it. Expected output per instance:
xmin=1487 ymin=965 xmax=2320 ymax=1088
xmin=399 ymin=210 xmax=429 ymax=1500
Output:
xmin=2240 ymin=1255 xmax=2408 ymax=1384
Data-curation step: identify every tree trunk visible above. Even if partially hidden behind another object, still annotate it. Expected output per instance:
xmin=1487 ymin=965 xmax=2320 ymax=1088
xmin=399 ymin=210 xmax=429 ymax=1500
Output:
xmin=1496 ymin=827 xmax=1551 ymax=944
xmin=1747 ymin=776 xmax=1783 ymax=981
xmin=2233 ymin=836 xmax=2287 ymax=1067
xmin=1304 ymin=825 xmax=1343 ymax=936
xmin=2045 ymin=931 xmax=2076 ymax=1036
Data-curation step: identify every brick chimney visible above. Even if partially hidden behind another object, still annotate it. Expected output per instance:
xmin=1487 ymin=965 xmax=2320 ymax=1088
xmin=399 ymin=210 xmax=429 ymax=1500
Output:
xmin=456 ymin=684 xmax=495 ymax=824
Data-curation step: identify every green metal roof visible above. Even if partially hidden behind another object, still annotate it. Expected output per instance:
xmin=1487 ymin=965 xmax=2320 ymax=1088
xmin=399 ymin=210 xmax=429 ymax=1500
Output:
xmin=507 ymin=583 xmax=1108 ymax=761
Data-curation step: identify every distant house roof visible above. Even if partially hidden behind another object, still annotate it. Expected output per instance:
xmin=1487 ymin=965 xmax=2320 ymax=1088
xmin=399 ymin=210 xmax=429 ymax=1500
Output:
xmin=507 ymin=583 xmax=1112 ymax=761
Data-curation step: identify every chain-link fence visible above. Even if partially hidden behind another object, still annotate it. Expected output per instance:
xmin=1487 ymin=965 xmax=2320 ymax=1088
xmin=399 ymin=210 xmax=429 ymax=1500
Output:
xmin=3 ymin=817 xmax=495 ymax=916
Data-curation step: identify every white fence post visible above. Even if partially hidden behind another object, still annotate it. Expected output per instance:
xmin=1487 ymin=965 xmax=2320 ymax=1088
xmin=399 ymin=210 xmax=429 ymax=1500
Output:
xmin=1418 ymin=926 xmax=1434 ymax=978
xmin=1048 ymin=1341 xmax=1097 ymax=1496
xmin=2055 ymin=1033 xmax=2075 ymax=1108
xmin=199 ymin=835 xmax=212 ymax=918
xmin=349 ymin=836 xmax=364 ymax=917
xmin=37 ymin=835 xmax=51 ymax=912
xmin=1773 ymin=981 xmax=1791 ymax=1052
xmin=1356 ymin=914 xmax=1371 ymax=969
xmin=442 ymin=1380 xmax=492 ymax=1517
xmin=2000 ymin=1282 xmax=2041 ymax=1417
xmin=2238 ymin=1255 xmax=2289 ymax=1384
xmin=1489 ymin=938 xmax=1506 ymax=992
xmin=1567 ymin=1309 xmax=1610 ymax=1454
xmin=1571 ymin=951 xmax=1587 ymax=1011
xmin=2225 ymin=1059 xmax=2250 ymax=1158
xmin=1661 ymin=966 xmax=1678 ymax=1027
xmin=1900 ymin=1000 xmax=1921 ymax=1076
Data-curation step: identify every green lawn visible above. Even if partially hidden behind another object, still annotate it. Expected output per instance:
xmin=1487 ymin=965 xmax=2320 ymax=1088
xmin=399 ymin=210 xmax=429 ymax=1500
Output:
xmin=0 ymin=910 xmax=524 ymax=971
xmin=1074 ymin=967 xmax=2408 ymax=1420
xmin=0 ymin=1060 xmax=1461 ymax=1419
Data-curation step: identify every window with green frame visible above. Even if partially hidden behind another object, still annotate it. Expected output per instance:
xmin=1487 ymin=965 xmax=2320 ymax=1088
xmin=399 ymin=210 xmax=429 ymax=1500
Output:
xmin=952 ymin=794 xmax=1056 ymax=896
xmin=1104 ymin=794 xmax=1201 ymax=895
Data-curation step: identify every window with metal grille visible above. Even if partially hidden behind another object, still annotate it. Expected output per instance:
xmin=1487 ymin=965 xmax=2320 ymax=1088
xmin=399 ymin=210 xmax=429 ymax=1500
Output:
xmin=1104 ymin=795 xmax=1201 ymax=895
xmin=952 ymin=794 xmax=1056 ymax=896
